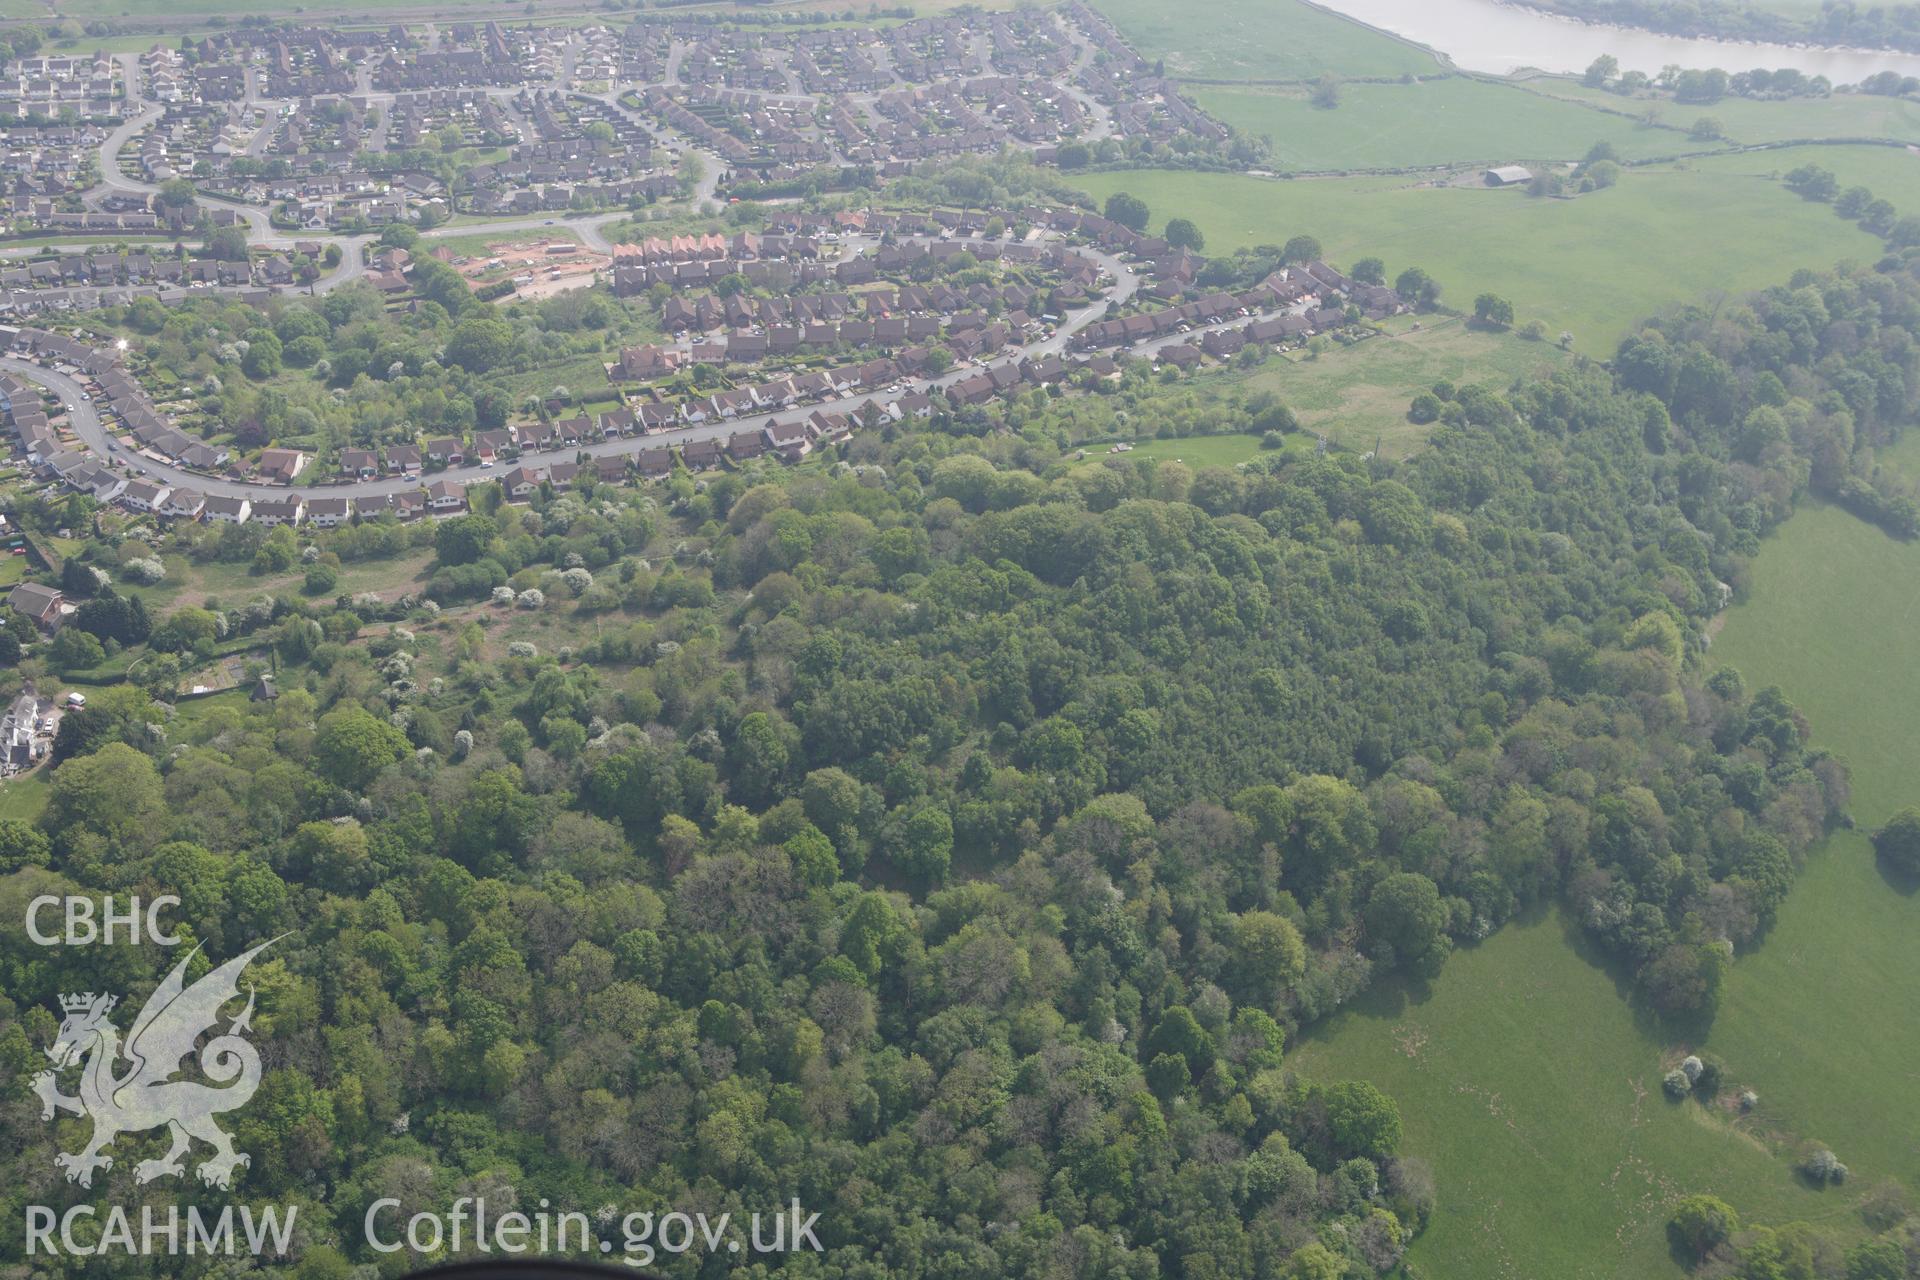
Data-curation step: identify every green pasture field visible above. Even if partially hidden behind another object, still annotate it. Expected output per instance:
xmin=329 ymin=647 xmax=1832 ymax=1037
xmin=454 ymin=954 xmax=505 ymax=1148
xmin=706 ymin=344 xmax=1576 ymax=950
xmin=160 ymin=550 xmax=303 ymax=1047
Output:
xmin=1294 ymin=496 xmax=1920 ymax=1277
xmin=1237 ymin=317 xmax=1570 ymax=454
xmin=1688 ymin=143 xmax=1920 ymax=217
xmin=1089 ymin=0 xmax=1437 ymax=81
xmin=1197 ymin=77 xmax=1691 ymax=171
xmin=1712 ymin=500 xmax=1920 ymax=829
xmin=1291 ymin=911 xmax=1851 ymax=1279
xmin=1702 ymin=500 xmax=1920 ymax=1199
xmin=1069 ymin=165 xmax=1885 ymax=351
xmin=1528 ymin=81 xmax=1920 ymax=146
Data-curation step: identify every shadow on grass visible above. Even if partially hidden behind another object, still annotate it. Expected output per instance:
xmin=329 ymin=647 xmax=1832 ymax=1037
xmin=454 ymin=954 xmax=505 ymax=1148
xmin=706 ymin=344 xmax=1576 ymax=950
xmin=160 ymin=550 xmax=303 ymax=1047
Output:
xmin=1293 ymin=901 xmax=1720 ymax=1047
xmin=1552 ymin=904 xmax=1718 ymax=1047
xmin=1874 ymin=850 xmax=1920 ymax=898
xmin=1292 ymin=948 xmax=1439 ymax=1048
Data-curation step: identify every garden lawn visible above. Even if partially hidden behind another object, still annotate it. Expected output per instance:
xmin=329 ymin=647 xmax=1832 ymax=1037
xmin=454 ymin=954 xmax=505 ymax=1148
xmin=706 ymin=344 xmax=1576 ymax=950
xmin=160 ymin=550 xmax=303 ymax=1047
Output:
xmin=1090 ymin=0 xmax=1436 ymax=81
xmin=1197 ymin=77 xmax=1689 ymax=171
xmin=1069 ymin=166 xmax=1885 ymax=352
xmin=0 ymin=771 xmax=50 ymax=822
xmin=1291 ymin=912 xmax=1849 ymax=1279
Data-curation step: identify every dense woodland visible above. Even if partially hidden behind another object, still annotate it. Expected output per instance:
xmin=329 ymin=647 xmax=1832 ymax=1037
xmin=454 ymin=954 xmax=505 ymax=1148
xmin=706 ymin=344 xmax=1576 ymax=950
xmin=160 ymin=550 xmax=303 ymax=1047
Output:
xmin=2 ymin=247 xmax=1920 ymax=1277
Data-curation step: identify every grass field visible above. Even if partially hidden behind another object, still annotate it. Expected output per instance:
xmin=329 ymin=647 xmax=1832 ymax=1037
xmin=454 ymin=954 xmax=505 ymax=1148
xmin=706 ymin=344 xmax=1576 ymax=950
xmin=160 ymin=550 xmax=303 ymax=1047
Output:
xmin=1067 ymin=432 xmax=1275 ymax=469
xmin=1238 ymin=317 xmax=1570 ymax=454
xmin=1528 ymin=82 xmax=1920 ymax=147
xmin=1712 ymin=501 xmax=1920 ymax=824
xmin=1197 ymin=77 xmax=1689 ymax=171
xmin=1296 ymin=499 xmax=1920 ymax=1274
xmin=1091 ymin=0 xmax=1437 ymax=81
xmin=1292 ymin=913 xmax=1848 ymax=1279
xmin=1069 ymin=166 xmax=1885 ymax=351
xmin=1690 ymin=143 xmax=1920 ymax=218
xmin=1702 ymin=501 xmax=1920 ymax=1201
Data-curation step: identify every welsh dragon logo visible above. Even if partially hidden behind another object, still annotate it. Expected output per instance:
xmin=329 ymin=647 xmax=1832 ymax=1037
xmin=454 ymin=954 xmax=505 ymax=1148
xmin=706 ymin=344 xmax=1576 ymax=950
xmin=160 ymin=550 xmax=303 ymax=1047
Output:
xmin=32 ymin=939 xmax=280 ymax=1190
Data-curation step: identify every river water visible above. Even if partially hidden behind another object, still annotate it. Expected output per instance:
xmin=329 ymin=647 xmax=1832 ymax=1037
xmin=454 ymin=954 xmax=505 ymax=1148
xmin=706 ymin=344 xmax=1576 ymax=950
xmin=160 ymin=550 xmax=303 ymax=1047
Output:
xmin=1311 ymin=0 xmax=1920 ymax=81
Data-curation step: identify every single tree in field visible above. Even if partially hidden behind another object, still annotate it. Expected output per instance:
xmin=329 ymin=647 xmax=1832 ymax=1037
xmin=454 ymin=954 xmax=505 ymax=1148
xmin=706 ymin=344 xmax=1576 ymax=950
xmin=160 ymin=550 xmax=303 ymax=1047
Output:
xmin=1667 ymin=1195 xmax=1737 ymax=1268
xmin=1583 ymin=54 xmax=1618 ymax=88
xmin=1395 ymin=266 xmax=1441 ymax=309
xmin=1873 ymin=806 xmax=1920 ymax=876
xmin=1310 ymin=74 xmax=1340 ymax=109
xmin=1473 ymin=293 xmax=1515 ymax=329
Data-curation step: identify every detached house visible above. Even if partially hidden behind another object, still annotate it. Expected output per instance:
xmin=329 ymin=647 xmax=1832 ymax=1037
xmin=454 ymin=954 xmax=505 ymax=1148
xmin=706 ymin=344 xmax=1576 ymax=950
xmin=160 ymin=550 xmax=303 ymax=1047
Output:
xmin=7 ymin=582 xmax=65 ymax=630
xmin=306 ymin=497 xmax=353 ymax=528
xmin=427 ymin=479 xmax=466 ymax=511
xmin=256 ymin=448 xmax=309 ymax=484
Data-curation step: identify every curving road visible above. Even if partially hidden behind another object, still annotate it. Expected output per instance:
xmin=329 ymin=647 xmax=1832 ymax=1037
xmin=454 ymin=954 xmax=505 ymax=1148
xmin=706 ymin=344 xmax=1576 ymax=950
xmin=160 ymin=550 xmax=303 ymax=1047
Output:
xmin=4 ymin=235 xmax=1312 ymax=506
xmin=12 ymin=25 xmax=1239 ymax=507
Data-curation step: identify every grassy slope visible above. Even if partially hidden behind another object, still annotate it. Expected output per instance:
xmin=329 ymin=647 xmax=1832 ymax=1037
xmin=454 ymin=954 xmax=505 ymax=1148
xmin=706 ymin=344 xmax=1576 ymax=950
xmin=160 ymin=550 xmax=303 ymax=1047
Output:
xmin=1090 ymin=0 xmax=1436 ymax=80
xmin=1197 ymin=78 xmax=1688 ymax=171
xmin=1068 ymin=166 xmax=1885 ymax=351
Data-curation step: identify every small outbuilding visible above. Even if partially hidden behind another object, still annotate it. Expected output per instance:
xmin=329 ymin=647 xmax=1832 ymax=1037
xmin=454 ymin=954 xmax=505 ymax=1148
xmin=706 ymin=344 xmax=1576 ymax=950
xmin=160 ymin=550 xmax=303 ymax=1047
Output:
xmin=1484 ymin=165 xmax=1535 ymax=187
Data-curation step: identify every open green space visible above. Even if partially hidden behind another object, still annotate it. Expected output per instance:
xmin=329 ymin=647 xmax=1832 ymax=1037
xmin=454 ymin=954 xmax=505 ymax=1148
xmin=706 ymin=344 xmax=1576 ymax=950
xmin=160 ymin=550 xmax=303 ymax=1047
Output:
xmin=1239 ymin=317 xmax=1570 ymax=454
xmin=1065 ymin=432 xmax=1274 ymax=469
xmin=167 ymin=546 xmax=435 ymax=612
xmin=1530 ymin=81 xmax=1920 ymax=147
xmin=1706 ymin=832 xmax=1920 ymax=1196
xmin=1197 ymin=77 xmax=1688 ymax=171
xmin=1690 ymin=143 xmax=1920 ymax=218
xmin=1069 ymin=166 xmax=1885 ymax=351
xmin=1292 ymin=912 xmax=1847 ymax=1279
xmin=1701 ymin=500 xmax=1920 ymax=1201
xmin=1712 ymin=500 xmax=1920 ymax=824
xmin=1296 ymin=499 xmax=1920 ymax=1276
xmin=1090 ymin=0 xmax=1436 ymax=81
